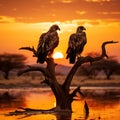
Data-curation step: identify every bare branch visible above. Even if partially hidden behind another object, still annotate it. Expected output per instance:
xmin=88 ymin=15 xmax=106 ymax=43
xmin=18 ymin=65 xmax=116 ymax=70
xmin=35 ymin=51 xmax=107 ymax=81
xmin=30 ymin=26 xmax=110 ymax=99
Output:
xmin=19 ymin=46 xmax=37 ymax=57
xmin=84 ymin=100 xmax=89 ymax=119
xmin=6 ymin=107 xmax=55 ymax=116
xmin=70 ymin=86 xmax=80 ymax=99
xmin=101 ymin=40 xmax=118 ymax=58
xmin=70 ymin=86 xmax=84 ymax=100
xmin=17 ymin=65 xmax=47 ymax=76
xmin=63 ymin=40 xmax=118 ymax=92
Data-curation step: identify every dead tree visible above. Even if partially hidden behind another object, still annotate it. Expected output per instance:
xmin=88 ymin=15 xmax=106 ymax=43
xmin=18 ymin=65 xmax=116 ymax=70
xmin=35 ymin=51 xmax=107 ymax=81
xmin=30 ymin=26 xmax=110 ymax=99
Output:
xmin=7 ymin=41 xmax=118 ymax=116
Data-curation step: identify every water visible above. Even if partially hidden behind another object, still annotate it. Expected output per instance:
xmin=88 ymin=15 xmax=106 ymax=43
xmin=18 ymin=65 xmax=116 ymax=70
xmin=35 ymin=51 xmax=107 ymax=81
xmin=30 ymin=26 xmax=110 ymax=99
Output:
xmin=0 ymin=87 xmax=120 ymax=120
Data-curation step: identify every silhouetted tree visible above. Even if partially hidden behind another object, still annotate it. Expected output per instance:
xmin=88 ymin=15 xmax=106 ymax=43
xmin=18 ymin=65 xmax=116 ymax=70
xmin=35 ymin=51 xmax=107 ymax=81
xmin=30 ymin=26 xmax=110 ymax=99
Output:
xmin=0 ymin=53 xmax=26 ymax=79
xmin=115 ymin=65 xmax=120 ymax=75
xmin=77 ymin=53 xmax=120 ymax=79
xmin=8 ymin=41 xmax=118 ymax=118
xmin=93 ymin=58 xmax=120 ymax=79
xmin=76 ymin=63 xmax=98 ymax=79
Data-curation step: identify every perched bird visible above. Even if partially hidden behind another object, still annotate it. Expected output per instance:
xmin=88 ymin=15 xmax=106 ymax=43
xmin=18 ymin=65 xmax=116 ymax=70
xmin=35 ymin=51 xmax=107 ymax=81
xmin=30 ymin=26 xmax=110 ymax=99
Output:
xmin=66 ymin=26 xmax=87 ymax=64
xmin=37 ymin=24 xmax=60 ymax=63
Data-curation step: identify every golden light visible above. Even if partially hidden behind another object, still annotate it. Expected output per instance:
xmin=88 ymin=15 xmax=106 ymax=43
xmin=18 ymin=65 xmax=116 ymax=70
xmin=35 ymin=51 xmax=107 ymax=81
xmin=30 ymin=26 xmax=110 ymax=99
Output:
xmin=53 ymin=52 xmax=64 ymax=59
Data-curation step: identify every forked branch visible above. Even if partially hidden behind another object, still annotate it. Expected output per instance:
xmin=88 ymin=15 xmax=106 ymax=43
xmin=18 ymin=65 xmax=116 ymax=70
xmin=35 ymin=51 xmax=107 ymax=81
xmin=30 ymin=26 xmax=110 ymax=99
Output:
xmin=101 ymin=40 xmax=118 ymax=58
xmin=17 ymin=65 xmax=47 ymax=76
xmin=63 ymin=40 xmax=118 ymax=92
xmin=70 ymin=86 xmax=85 ymax=99
xmin=19 ymin=46 xmax=37 ymax=57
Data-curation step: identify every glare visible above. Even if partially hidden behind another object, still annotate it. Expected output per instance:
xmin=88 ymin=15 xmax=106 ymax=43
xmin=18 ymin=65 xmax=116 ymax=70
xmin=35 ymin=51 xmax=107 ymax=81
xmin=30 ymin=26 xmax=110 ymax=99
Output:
xmin=54 ymin=102 xmax=56 ymax=107
xmin=53 ymin=52 xmax=64 ymax=59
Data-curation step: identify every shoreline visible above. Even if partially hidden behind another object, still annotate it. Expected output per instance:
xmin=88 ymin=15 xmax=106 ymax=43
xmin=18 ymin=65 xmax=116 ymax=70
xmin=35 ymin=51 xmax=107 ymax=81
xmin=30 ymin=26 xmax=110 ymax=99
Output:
xmin=0 ymin=83 xmax=120 ymax=89
xmin=0 ymin=75 xmax=120 ymax=89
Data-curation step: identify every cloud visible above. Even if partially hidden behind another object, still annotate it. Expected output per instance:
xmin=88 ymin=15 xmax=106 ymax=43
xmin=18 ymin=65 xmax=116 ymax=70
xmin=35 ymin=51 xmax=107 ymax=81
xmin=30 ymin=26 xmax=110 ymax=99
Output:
xmin=1 ymin=16 xmax=119 ymax=29
xmin=0 ymin=16 xmax=15 ymax=23
xmin=0 ymin=0 xmax=120 ymax=23
xmin=76 ymin=11 xmax=87 ymax=15
xmin=0 ymin=14 xmax=119 ymax=30
xmin=98 ymin=11 xmax=120 ymax=15
xmin=56 ymin=0 xmax=73 ymax=3
xmin=63 ymin=19 xmax=120 ymax=28
xmin=85 ymin=0 xmax=111 ymax=2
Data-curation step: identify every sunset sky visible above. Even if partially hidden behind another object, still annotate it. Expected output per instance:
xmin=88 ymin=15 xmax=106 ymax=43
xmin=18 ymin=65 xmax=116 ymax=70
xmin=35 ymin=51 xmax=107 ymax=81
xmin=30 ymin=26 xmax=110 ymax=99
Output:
xmin=0 ymin=0 xmax=120 ymax=65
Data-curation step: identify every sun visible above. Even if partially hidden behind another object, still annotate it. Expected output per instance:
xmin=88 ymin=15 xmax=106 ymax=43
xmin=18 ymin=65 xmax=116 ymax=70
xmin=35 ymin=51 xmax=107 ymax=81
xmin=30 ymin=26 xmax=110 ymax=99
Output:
xmin=53 ymin=52 xmax=64 ymax=59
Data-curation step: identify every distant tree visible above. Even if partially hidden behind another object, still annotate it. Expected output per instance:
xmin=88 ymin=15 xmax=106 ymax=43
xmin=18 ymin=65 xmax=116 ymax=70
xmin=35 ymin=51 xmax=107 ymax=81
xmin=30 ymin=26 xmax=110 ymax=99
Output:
xmin=76 ymin=63 xmax=98 ymax=79
xmin=0 ymin=53 xmax=26 ymax=79
xmin=115 ymin=65 xmax=120 ymax=75
xmin=77 ymin=52 xmax=120 ymax=80
xmin=93 ymin=58 xmax=120 ymax=79
xmin=76 ymin=52 xmax=103 ymax=79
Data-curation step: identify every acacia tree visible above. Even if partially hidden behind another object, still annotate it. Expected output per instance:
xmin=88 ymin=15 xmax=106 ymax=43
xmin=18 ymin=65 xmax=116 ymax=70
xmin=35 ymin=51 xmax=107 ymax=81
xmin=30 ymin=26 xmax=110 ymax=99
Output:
xmin=76 ymin=64 xmax=98 ymax=79
xmin=9 ymin=41 xmax=118 ymax=116
xmin=0 ymin=53 xmax=26 ymax=79
xmin=76 ymin=56 xmax=120 ymax=80
xmin=93 ymin=59 xmax=120 ymax=79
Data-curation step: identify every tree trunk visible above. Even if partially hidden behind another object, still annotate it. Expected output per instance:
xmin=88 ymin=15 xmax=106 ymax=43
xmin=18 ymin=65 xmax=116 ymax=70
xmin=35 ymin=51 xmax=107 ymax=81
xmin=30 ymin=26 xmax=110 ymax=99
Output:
xmin=104 ymin=69 xmax=113 ymax=80
xmin=43 ymin=58 xmax=74 ymax=111
xmin=4 ymin=70 xmax=9 ymax=80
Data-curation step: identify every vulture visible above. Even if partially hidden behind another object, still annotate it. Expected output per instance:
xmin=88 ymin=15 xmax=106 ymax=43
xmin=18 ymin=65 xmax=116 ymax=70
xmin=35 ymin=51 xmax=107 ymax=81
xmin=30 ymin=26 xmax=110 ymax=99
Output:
xmin=37 ymin=24 xmax=60 ymax=63
xmin=66 ymin=26 xmax=87 ymax=64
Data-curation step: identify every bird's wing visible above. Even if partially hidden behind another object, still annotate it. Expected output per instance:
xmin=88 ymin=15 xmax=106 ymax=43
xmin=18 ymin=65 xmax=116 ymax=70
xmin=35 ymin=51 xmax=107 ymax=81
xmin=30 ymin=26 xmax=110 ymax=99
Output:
xmin=75 ymin=32 xmax=87 ymax=54
xmin=78 ymin=32 xmax=87 ymax=45
xmin=66 ymin=34 xmax=77 ymax=63
xmin=44 ymin=31 xmax=59 ymax=52
xmin=66 ymin=32 xmax=87 ymax=56
xmin=36 ymin=30 xmax=59 ymax=63
xmin=67 ymin=34 xmax=77 ymax=50
xmin=37 ymin=33 xmax=47 ymax=54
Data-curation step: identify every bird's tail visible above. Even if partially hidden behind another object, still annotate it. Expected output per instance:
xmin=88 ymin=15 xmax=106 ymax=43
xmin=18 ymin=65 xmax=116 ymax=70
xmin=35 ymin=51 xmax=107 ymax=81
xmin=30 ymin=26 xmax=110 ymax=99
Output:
xmin=69 ymin=54 xmax=76 ymax=64
xmin=37 ymin=53 xmax=47 ymax=64
xmin=66 ymin=48 xmax=76 ymax=64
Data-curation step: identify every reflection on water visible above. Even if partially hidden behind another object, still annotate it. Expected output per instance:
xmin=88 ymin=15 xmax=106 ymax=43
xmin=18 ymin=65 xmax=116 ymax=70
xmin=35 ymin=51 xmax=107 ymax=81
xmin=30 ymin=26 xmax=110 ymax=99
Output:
xmin=0 ymin=87 xmax=120 ymax=120
xmin=0 ymin=91 xmax=26 ymax=110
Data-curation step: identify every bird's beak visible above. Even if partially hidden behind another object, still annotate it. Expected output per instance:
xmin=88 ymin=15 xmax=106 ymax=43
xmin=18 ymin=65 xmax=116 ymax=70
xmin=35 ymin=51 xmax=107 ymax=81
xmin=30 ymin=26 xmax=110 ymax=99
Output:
xmin=58 ymin=27 xmax=60 ymax=31
xmin=83 ymin=27 xmax=86 ymax=30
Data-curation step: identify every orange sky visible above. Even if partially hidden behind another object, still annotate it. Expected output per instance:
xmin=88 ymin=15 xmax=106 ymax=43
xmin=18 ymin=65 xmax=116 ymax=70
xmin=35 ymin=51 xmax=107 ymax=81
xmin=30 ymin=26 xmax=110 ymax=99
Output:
xmin=0 ymin=0 xmax=120 ymax=65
